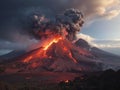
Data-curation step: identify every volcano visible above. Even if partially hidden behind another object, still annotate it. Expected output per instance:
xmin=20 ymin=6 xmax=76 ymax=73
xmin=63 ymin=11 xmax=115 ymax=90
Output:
xmin=1 ymin=9 xmax=120 ymax=73
xmin=1 ymin=38 xmax=120 ymax=74
xmin=5 ymin=37 xmax=103 ymax=73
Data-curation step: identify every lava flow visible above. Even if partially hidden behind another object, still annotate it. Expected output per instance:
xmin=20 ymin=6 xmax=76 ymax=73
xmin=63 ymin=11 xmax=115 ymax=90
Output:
xmin=23 ymin=34 xmax=78 ymax=64
xmin=23 ymin=35 xmax=63 ymax=63
xmin=43 ymin=36 xmax=62 ymax=50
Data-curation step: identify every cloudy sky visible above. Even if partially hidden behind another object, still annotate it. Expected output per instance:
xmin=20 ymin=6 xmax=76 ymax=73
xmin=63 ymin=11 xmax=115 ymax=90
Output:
xmin=0 ymin=0 xmax=120 ymax=55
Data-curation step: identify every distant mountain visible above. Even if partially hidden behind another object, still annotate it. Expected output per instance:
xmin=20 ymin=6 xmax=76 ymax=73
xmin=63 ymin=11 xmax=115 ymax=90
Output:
xmin=75 ymin=39 xmax=120 ymax=70
xmin=0 ymin=50 xmax=26 ymax=63
xmin=75 ymin=39 xmax=91 ymax=50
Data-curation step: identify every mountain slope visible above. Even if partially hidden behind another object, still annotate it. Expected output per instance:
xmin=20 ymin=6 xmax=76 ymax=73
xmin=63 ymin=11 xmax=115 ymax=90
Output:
xmin=1 ymin=39 xmax=120 ymax=72
xmin=75 ymin=39 xmax=120 ymax=70
xmin=4 ymin=39 xmax=102 ymax=72
xmin=0 ymin=50 xmax=26 ymax=63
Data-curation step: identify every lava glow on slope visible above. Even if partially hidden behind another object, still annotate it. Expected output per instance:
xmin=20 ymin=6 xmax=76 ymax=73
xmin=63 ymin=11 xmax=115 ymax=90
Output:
xmin=23 ymin=34 xmax=78 ymax=65
xmin=23 ymin=35 xmax=63 ymax=63
xmin=43 ymin=37 xmax=62 ymax=50
xmin=63 ymin=46 xmax=77 ymax=63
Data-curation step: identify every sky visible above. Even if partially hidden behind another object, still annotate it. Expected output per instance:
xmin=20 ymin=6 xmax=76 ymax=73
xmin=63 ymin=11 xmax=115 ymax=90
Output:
xmin=82 ymin=15 xmax=120 ymax=40
xmin=0 ymin=0 xmax=120 ymax=55
xmin=80 ymin=12 xmax=120 ymax=55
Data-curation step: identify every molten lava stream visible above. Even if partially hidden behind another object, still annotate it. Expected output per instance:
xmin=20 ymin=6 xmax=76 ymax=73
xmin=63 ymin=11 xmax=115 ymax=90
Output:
xmin=63 ymin=46 xmax=77 ymax=63
xmin=68 ymin=52 xmax=77 ymax=63
xmin=23 ymin=36 xmax=62 ymax=63
xmin=43 ymin=37 xmax=62 ymax=50
xmin=23 ymin=56 xmax=33 ymax=63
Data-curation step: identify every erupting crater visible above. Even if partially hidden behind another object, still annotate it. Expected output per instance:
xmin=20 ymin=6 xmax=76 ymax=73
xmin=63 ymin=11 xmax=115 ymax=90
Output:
xmin=23 ymin=35 xmax=63 ymax=63
xmin=23 ymin=34 xmax=78 ymax=65
xmin=13 ymin=9 xmax=102 ymax=72
xmin=18 ymin=35 xmax=102 ymax=72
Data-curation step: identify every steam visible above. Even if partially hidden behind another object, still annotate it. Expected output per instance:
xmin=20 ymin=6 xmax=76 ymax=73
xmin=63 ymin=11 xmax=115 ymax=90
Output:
xmin=30 ymin=8 xmax=84 ymax=41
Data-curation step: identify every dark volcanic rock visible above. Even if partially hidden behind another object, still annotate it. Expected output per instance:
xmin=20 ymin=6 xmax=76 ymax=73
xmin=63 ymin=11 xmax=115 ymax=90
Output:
xmin=75 ymin=39 xmax=91 ymax=50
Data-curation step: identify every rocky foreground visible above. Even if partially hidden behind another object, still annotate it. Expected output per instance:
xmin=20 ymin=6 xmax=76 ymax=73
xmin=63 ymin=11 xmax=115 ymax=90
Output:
xmin=0 ymin=69 xmax=120 ymax=90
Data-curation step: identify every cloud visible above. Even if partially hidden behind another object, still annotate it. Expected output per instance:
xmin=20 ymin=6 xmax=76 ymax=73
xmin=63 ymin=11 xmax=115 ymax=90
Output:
xmin=0 ymin=0 xmax=120 ymax=51
xmin=103 ymin=10 xmax=120 ymax=20
xmin=70 ymin=0 xmax=120 ymax=20
xmin=77 ymin=33 xmax=120 ymax=49
xmin=93 ymin=39 xmax=120 ymax=55
xmin=0 ymin=0 xmax=120 ymax=39
xmin=76 ymin=33 xmax=95 ymax=43
xmin=93 ymin=39 xmax=120 ymax=48
xmin=0 ymin=33 xmax=38 ymax=50
xmin=77 ymin=33 xmax=120 ymax=55
xmin=0 ymin=40 xmax=27 ymax=50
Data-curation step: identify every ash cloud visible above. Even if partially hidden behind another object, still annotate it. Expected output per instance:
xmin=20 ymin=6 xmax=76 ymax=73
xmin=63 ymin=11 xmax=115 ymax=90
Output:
xmin=30 ymin=9 xmax=84 ymax=41
xmin=0 ymin=0 xmax=120 ymax=50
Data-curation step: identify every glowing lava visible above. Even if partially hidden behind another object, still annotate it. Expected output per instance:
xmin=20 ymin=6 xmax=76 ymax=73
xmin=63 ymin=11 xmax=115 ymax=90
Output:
xmin=24 ymin=56 xmax=33 ymax=63
xmin=23 ymin=35 xmax=62 ymax=63
xmin=23 ymin=34 xmax=78 ymax=65
xmin=65 ymin=80 xmax=69 ymax=83
xmin=68 ymin=52 xmax=77 ymax=63
xmin=63 ymin=46 xmax=77 ymax=63
xmin=43 ymin=37 xmax=62 ymax=50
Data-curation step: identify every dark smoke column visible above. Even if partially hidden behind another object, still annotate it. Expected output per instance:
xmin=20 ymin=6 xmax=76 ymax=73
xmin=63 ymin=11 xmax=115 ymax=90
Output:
xmin=31 ymin=8 xmax=84 ymax=41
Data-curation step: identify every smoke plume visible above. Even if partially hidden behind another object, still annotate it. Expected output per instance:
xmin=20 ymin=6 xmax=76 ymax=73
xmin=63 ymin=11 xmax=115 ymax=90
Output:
xmin=0 ymin=0 xmax=119 ymax=41
xmin=29 ymin=9 xmax=84 ymax=41
xmin=0 ymin=0 xmax=120 ymax=50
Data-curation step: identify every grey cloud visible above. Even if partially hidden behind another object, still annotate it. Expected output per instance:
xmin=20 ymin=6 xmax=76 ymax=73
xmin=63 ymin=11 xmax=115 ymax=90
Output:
xmin=30 ymin=9 xmax=84 ymax=41
xmin=0 ymin=40 xmax=27 ymax=50
xmin=0 ymin=0 xmax=120 ymax=50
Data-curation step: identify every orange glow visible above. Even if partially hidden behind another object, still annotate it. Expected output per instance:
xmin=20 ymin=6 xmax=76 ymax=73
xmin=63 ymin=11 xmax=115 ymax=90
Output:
xmin=31 ymin=62 xmax=38 ymax=68
xmin=23 ymin=35 xmax=62 ymax=63
xmin=63 ymin=46 xmax=77 ymax=63
xmin=43 ymin=36 xmax=62 ymax=50
xmin=23 ymin=34 xmax=78 ymax=65
xmin=63 ymin=46 xmax=67 ymax=51
xmin=65 ymin=80 xmax=69 ymax=83
xmin=68 ymin=52 xmax=77 ymax=63
xmin=23 ymin=56 xmax=33 ymax=63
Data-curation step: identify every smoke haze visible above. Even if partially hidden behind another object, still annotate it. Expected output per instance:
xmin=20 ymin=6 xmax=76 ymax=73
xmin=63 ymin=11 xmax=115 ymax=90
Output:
xmin=0 ymin=0 xmax=120 ymax=51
